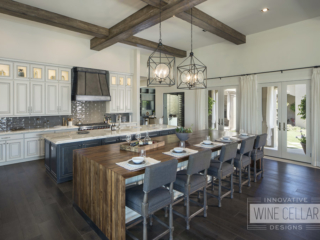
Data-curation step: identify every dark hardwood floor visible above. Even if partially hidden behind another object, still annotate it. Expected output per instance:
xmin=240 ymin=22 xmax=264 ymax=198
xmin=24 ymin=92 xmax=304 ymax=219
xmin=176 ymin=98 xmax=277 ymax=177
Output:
xmin=0 ymin=159 xmax=319 ymax=240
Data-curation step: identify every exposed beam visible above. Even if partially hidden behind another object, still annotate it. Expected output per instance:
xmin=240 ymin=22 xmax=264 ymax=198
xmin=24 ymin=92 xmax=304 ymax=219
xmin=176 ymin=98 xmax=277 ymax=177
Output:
xmin=141 ymin=0 xmax=246 ymax=45
xmin=0 ymin=0 xmax=109 ymax=38
xmin=121 ymin=36 xmax=186 ymax=58
xmin=90 ymin=0 xmax=206 ymax=51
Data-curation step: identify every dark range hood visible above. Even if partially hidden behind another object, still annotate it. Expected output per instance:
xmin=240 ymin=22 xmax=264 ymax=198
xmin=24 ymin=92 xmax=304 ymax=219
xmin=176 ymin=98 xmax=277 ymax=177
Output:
xmin=72 ymin=67 xmax=111 ymax=101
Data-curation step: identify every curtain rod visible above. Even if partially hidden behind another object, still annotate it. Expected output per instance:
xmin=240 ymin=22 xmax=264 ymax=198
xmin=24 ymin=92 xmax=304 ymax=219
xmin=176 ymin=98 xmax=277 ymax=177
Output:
xmin=206 ymin=65 xmax=320 ymax=80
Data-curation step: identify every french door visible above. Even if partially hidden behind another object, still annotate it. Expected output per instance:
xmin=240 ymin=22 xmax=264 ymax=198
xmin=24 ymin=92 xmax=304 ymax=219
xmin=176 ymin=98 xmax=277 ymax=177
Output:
xmin=258 ymin=80 xmax=311 ymax=163
xmin=208 ymin=86 xmax=240 ymax=131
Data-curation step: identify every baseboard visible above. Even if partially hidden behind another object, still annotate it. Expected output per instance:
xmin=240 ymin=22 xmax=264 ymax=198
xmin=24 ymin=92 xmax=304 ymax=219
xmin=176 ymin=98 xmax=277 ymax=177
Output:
xmin=0 ymin=156 xmax=44 ymax=166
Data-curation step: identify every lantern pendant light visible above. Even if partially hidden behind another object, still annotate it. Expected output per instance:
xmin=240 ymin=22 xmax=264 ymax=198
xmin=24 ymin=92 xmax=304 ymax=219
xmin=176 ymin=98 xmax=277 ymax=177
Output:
xmin=147 ymin=0 xmax=175 ymax=87
xmin=177 ymin=8 xmax=207 ymax=90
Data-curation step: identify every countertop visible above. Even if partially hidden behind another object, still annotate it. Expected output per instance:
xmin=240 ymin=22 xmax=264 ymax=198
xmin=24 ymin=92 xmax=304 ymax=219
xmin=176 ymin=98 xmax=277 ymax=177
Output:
xmin=0 ymin=126 xmax=79 ymax=136
xmin=43 ymin=125 xmax=177 ymax=145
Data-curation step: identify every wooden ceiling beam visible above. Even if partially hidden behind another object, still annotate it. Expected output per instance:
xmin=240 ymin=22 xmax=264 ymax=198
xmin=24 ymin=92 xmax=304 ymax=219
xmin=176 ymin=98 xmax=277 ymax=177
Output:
xmin=90 ymin=0 xmax=206 ymax=51
xmin=142 ymin=0 xmax=246 ymax=45
xmin=0 ymin=0 xmax=109 ymax=38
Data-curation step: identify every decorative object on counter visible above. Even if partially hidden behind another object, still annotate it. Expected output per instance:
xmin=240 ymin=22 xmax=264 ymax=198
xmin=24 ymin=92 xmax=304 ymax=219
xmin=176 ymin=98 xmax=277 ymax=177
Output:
xmin=146 ymin=111 xmax=150 ymax=116
xmin=18 ymin=68 xmax=25 ymax=77
xmin=36 ymin=118 xmax=41 ymax=128
xmin=135 ymin=133 xmax=142 ymax=145
xmin=147 ymin=0 xmax=175 ymax=87
xmin=111 ymin=123 xmax=117 ymax=131
xmin=177 ymin=8 xmax=207 ymax=90
xmin=68 ymin=118 xmax=73 ymax=127
xmin=77 ymin=131 xmax=90 ymax=134
xmin=159 ymin=117 xmax=163 ymax=125
xmin=10 ymin=126 xmax=25 ymax=131
xmin=120 ymin=140 xmax=165 ymax=153
xmin=175 ymin=125 xmax=193 ymax=141
xmin=126 ymin=134 xmax=131 ymax=145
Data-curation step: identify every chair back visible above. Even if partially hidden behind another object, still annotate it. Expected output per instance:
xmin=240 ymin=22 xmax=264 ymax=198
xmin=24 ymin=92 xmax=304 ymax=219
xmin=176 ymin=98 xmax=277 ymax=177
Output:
xmin=143 ymin=159 xmax=178 ymax=193
xmin=219 ymin=142 xmax=238 ymax=162
xmin=239 ymin=137 xmax=256 ymax=155
xmin=186 ymin=150 xmax=212 ymax=175
xmin=254 ymin=134 xmax=268 ymax=149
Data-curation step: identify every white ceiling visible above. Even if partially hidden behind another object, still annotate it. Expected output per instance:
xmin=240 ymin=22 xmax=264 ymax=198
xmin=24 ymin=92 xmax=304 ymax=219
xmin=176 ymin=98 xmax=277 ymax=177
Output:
xmin=12 ymin=0 xmax=320 ymax=51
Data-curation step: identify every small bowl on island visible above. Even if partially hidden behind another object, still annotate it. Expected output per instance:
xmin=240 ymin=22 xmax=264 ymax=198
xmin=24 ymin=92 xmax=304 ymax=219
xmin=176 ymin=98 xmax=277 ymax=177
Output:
xmin=174 ymin=147 xmax=184 ymax=153
xmin=132 ymin=157 xmax=144 ymax=164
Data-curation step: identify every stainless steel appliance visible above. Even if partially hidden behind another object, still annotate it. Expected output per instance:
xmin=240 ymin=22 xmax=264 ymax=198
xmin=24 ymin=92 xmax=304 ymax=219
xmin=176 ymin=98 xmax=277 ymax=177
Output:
xmin=76 ymin=122 xmax=110 ymax=131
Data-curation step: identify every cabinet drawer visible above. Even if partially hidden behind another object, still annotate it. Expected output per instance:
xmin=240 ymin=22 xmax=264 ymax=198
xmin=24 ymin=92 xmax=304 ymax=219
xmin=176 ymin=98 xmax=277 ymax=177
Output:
xmin=102 ymin=137 xmax=119 ymax=145
xmin=25 ymin=132 xmax=47 ymax=139
xmin=0 ymin=134 xmax=24 ymax=140
xmin=167 ymin=129 xmax=176 ymax=135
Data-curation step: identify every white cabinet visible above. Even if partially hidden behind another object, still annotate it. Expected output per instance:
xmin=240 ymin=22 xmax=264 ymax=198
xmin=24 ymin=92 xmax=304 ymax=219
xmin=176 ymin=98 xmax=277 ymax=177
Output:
xmin=25 ymin=138 xmax=40 ymax=158
xmin=14 ymin=81 xmax=30 ymax=116
xmin=59 ymin=68 xmax=71 ymax=83
xmin=0 ymin=80 xmax=13 ymax=116
xmin=0 ymin=141 xmax=5 ymax=162
xmin=40 ymin=138 xmax=45 ymax=156
xmin=46 ymin=83 xmax=59 ymax=115
xmin=125 ymin=88 xmax=133 ymax=112
xmin=46 ymin=66 xmax=59 ymax=81
xmin=6 ymin=139 xmax=24 ymax=161
xmin=0 ymin=60 xmax=13 ymax=79
xmin=14 ymin=62 xmax=30 ymax=80
xmin=110 ymin=87 xmax=118 ymax=112
xmin=59 ymin=84 xmax=71 ymax=114
xmin=30 ymin=82 xmax=45 ymax=115
xmin=118 ymin=87 xmax=125 ymax=112
xmin=30 ymin=64 xmax=45 ymax=81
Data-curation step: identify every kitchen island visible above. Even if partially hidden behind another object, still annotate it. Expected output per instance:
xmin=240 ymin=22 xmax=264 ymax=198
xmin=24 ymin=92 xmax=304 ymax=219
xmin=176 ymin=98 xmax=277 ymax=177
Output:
xmin=43 ymin=125 xmax=176 ymax=183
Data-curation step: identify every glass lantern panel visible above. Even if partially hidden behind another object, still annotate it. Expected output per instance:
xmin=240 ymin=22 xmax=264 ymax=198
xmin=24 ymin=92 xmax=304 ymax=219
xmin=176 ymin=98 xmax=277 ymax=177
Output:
xmin=155 ymin=64 xmax=169 ymax=79
xmin=0 ymin=64 xmax=10 ymax=77
xmin=48 ymin=70 xmax=56 ymax=80
xmin=119 ymin=77 xmax=124 ymax=86
xmin=61 ymin=71 xmax=69 ymax=81
xmin=17 ymin=66 xmax=27 ymax=78
xmin=111 ymin=76 xmax=117 ymax=85
xmin=33 ymin=68 xmax=42 ymax=79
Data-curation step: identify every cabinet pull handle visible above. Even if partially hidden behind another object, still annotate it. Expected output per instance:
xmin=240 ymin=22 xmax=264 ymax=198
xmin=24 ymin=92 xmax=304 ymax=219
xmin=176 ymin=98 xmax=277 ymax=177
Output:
xmin=283 ymin=123 xmax=286 ymax=131
xmin=278 ymin=122 xmax=281 ymax=131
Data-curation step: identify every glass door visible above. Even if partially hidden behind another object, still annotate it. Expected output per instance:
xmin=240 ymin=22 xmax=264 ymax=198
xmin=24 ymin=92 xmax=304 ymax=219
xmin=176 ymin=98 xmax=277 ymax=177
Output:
xmin=259 ymin=81 xmax=311 ymax=163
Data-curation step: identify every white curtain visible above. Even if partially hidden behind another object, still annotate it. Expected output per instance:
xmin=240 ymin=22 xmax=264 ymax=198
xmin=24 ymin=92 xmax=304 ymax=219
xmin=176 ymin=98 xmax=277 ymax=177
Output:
xmin=195 ymin=89 xmax=206 ymax=131
xmin=240 ymin=75 xmax=259 ymax=134
xmin=311 ymin=68 xmax=320 ymax=166
xmin=227 ymin=92 xmax=230 ymax=120
xmin=266 ymin=87 xmax=276 ymax=146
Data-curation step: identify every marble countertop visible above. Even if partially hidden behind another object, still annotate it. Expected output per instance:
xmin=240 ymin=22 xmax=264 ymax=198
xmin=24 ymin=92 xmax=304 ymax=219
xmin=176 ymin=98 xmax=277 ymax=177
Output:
xmin=0 ymin=126 xmax=79 ymax=136
xmin=43 ymin=125 xmax=177 ymax=145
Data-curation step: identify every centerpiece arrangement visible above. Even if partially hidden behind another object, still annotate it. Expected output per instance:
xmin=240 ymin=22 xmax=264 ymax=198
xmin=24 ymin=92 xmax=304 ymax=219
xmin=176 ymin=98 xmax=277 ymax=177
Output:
xmin=175 ymin=126 xmax=193 ymax=141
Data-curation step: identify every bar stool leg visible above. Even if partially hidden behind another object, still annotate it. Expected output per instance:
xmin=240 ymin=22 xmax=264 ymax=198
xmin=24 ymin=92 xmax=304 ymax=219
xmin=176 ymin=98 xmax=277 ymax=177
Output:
xmin=218 ymin=178 xmax=222 ymax=207
xmin=239 ymin=166 xmax=242 ymax=193
xmin=203 ymin=186 xmax=207 ymax=217
xmin=248 ymin=165 xmax=251 ymax=187
xmin=150 ymin=215 xmax=153 ymax=226
xmin=261 ymin=158 xmax=264 ymax=178
xmin=143 ymin=216 xmax=147 ymax=240
xmin=230 ymin=173 xmax=234 ymax=199
xmin=254 ymin=160 xmax=257 ymax=182
xmin=186 ymin=195 xmax=190 ymax=229
xmin=165 ymin=206 xmax=168 ymax=217
xmin=198 ymin=190 xmax=201 ymax=200
xmin=169 ymin=203 xmax=173 ymax=240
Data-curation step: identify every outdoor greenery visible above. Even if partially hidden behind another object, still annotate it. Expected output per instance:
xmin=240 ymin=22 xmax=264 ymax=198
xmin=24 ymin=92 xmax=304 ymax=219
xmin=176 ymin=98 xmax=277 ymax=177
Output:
xmin=298 ymin=95 xmax=306 ymax=120
xmin=176 ymin=125 xmax=193 ymax=133
xmin=290 ymin=103 xmax=295 ymax=112
xmin=296 ymin=130 xmax=307 ymax=144
xmin=208 ymin=96 xmax=215 ymax=116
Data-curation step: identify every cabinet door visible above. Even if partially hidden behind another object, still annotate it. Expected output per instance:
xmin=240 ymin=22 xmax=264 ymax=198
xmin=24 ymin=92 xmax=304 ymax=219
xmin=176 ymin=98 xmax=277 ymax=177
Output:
xmin=14 ymin=62 xmax=29 ymax=80
xmin=30 ymin=64 xmax=45 ymax=81
xmin=110 ymin=73 xmax=118 ymax=87
xmin=46 ymin=83 xmax=59 ymax=115
xmin=24 ymin=138 xmax=40 ymax=158
xmin=0 ymin=60 xmax=13 ymax=79
xmin=45 ymin=140 xmax=50 ymax=171
xmin=125 ymin=88 xmax=132 ymax=112
xmin=0 ymin=81 xmax=13 ymax=116
xmin=59 ymin=68 xmax=71 ymax=83
xmin=0 ymin=141 xmax=5 ymax=162
xmin=110 ymin=87 xmax=118 ymax=112
xmin=30 ymin=82 xmax=45 ymax=115
xmin=60 ymin=142 xmax=82 ymax=179
xmin=82 ymin=140 xmax=101 ymax=148
xmin=6 ymin=139 xmax=24 ymax=161
xmin=118 ymin=87 xmax=125 ymax=112
xmin=14 ymin=81 xmax=30 ymax=116
xmin=59 ymin=84 xmax=71 ymax=115
xmin=46 ymin=66 xmax=58 ymax=81
xmin=40 ymin=139 xmax=45 ymax=156
xmin=126 ymin=75 xmax=132 ymax=87
xmin=118 ymin=75 xmax=125 ymax=88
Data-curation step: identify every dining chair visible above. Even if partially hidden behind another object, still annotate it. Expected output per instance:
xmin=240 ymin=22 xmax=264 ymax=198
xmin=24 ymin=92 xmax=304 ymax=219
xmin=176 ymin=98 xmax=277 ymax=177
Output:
xmin=171 ymin=150 xmax=212 ymax=230
xmin=250 ymin=133 xmax=268 ymax=182
xmin=125 ymin=159 xmax=178 ymax=240
xmin=206 ymin=142 xmax=238 ymax=207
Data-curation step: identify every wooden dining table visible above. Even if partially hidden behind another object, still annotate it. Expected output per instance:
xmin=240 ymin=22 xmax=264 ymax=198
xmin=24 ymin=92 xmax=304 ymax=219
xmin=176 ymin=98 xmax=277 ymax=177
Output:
xmin=72 ymin=129 xmax=241 ymax=240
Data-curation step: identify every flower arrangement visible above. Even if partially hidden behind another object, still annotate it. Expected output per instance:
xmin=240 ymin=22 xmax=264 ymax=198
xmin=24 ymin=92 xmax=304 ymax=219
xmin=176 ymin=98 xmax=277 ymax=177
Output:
xmin=175 ymin=126 xmax=193 ymax=141
xmin=296 ymin=130 xmax=306 ymax=154
xmin=176 ymin=125 xmax=193 ymax=133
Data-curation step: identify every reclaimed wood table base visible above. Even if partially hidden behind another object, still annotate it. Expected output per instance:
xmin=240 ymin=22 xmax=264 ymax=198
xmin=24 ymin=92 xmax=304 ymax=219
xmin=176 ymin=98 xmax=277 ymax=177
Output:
xmin=73 ymin=130 xmax=239 ymax=240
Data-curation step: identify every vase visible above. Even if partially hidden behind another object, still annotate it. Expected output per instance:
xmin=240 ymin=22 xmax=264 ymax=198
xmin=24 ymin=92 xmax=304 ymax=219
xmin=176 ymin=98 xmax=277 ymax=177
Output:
xmin=300 ymin=143 xmax=306 ymax=154
xmin=18 ymin=69 xmax=24 ymax=77
xmin=175 ymin=132 xmax=191 ymax=141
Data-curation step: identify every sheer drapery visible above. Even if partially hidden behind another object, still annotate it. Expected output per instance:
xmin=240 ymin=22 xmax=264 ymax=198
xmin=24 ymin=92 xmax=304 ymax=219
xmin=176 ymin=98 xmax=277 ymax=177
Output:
xmin=311 ymin=68 xmax=320 ymax=166
xmin=195 ymin=89 xmax=206 ymax=131
xmin=240 ymin=75 xmax=259 ymax=134
xmin=266 ymin=87 xmax=276 ymax=146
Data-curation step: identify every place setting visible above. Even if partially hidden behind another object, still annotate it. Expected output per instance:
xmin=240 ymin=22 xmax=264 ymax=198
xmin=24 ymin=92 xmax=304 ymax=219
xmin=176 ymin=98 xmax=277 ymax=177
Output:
xmin=194 ymin=135 xmax=225 ymax=149
xmin=163 ymin=141 xmax=198 ymax=158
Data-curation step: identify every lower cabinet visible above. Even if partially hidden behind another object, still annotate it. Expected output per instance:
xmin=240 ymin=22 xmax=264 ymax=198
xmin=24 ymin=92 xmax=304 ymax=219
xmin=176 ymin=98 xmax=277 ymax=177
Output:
xmin=6 ymin=139 xmax=24 ymax=161
xmin=25 ymin=138 xmax=40 ymax=158
xmin=0 ymin=141 xmax=5 ymax=162
xmin=59 ymin=142 xmax=82 ymax=181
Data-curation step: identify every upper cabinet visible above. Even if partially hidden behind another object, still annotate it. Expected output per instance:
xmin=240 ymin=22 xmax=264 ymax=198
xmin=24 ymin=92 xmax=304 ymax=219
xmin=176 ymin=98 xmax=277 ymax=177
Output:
xmin=118 ymin=75 xmax=125 ymax=88
xmin=110 ymin=74 xmax=118 ymax=87
xmin=30 ymin=64 xmax=45 ymax=81
xmin=46 ymin=66 xmax=59 ymax=81
xmin=0 ymin=81 xmax=13 ymax=116
xmin=0 ymin=60 xmax=13 ymax=80
xmin=14 ymin=62 xmax=29 ymax=80
xmin=126 ymin=76 xmax=132 ymax=87
xmin=59 ymin=68 xmax=71 ymax=83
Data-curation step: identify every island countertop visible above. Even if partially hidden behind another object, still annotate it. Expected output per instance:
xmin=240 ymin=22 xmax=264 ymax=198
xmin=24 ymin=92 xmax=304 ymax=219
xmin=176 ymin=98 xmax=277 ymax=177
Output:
xmin=43 ymin=125 xmax=177 ymax=144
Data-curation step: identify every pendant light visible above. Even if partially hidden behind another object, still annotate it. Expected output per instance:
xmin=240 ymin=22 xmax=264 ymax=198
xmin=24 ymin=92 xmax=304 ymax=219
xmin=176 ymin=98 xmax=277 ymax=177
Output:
xmin=147 ymin=0 xmax=175 ymax=87
xmin=177 ymin=8 xmax=207 ymax=90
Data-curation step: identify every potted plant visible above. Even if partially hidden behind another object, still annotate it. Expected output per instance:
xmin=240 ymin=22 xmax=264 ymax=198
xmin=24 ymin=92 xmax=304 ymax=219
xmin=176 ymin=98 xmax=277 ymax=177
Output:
xmin=296 ymin=131 xmax=306 ymax=154
xmin=175 ymin=126 xmax=193 ymax=141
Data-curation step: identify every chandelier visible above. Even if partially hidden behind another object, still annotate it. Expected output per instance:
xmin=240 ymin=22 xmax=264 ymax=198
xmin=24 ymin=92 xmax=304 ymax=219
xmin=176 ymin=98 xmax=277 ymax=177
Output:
xmin=147 ymin=0 xmax=175 ymax=87
xmin=177 ymin=8 xmax=207 ymax=90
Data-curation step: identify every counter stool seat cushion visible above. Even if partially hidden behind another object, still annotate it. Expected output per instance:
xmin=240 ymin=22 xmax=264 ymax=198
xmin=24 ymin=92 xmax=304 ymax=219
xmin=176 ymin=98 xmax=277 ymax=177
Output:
xmin=234 ymin=154 xmax=251 ymax=168
xmin=126 ymin=185 xmax=171 ymax=215
xmin=207 ymin=160 xmax=234 ymax=178
xmin=250 ymin=149 xmax=264 ymax=161
xmin=173 ymin=170 xmax=207 ymax=194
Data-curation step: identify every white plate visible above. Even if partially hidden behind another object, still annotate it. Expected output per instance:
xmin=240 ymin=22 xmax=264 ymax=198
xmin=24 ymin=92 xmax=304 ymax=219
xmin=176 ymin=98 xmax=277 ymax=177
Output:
xmin=219 ymin=138 xmax=233 ymax=143
xmin=171 ymin=150 xmax=187 ymax=154
xmin=203 ymin=140 xmax=213 ymax=145
xmin=240 ymin=133 xmax=248 ymax=136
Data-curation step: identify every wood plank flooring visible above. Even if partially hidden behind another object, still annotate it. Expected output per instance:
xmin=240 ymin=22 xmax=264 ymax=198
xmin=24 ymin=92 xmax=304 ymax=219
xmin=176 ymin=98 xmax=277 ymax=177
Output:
xmin=0 ymin=159 xmax=319 ymax=240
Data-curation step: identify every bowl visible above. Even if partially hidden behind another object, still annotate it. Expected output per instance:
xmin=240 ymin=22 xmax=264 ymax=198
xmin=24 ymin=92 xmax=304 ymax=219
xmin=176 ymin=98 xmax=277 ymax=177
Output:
xmin=174 ymin=147 xmax=184 ymax=153
xmin=240 ymin=133 xmax=248 ymax=136
xmin=132 ymin=157 xmax=144 ymax=164
xmin=223 ymin=136 xmax=230 ymax=140
xmin=175 ymin=132 xmax=191 ymax=141
xmin=203 ymin=140 xmax=212 ymax=145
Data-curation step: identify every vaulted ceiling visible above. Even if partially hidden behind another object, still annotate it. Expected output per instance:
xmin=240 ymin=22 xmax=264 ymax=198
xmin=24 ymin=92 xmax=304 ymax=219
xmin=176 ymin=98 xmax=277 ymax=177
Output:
xmin=2 ymin=0 xmax=320 ymax=55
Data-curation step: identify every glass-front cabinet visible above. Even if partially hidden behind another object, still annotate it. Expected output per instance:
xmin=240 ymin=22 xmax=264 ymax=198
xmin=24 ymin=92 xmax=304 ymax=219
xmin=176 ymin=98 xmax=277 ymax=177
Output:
xmin=110 ymin=74 xmax=117 ymax=86
xmin=118 ymin=75 xmax=125 ymax=87
xmin=46 ymin=66 xmax=58 ymax=81
xmin=30 ymin=64 xmax=45 ymax=81
xmin=126 ymin=76 xmax=132 ymax=87
xmin=59 ymin=68 xmax=71 ymax=82
xmin=0 ymin=61 xmax=13 ymax=79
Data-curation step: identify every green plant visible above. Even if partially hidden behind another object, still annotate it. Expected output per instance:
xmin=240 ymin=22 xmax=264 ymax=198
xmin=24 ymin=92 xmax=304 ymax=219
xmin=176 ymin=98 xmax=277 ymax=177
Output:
xmin=176 ymin=125 xmax=193 ymax=133
xmin=298 ymin=95 xmax=306 ymax=120
xmin=208 ymin=96 xmax=215 ymax=116
xmin=296 ymin=130 xmax=306 ymax=144
xmin=290 ymin=103 xmax=295 ymax=112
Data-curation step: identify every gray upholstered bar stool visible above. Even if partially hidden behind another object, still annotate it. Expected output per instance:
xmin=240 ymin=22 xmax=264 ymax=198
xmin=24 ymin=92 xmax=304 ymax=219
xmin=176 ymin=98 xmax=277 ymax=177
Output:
xmin=171 ymin=150 xmax=212 ymax=230
xmin=206 ymin=142 xmax=238 ymax=207
xmin=232 ymin=137 xmax=255 ymax=193
xmin=125 ymin=159 xmax=178 ymax=240
xmin=249 ymin=133 xmax=268 ymax=182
